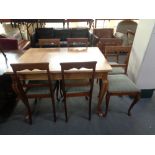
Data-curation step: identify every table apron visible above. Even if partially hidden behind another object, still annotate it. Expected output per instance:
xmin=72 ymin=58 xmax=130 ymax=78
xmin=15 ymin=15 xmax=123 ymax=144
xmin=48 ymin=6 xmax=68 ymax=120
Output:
xmin=10 ymin=72 xmax=108 ymax=80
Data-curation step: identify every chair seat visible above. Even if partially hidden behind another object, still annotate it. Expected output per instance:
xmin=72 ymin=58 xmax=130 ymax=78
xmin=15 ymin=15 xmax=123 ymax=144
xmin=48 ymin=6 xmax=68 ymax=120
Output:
xmin=26 ymin=80 xmax=57 ymax=94
xmin=108 ymin=74 xmax=140 ymax=93
xmin=109 ymin=62 xmax=125 ymax=74
xmin=110 ymin=67 xmax=125 ymax=74
xmin=26 ymin=86 xmax=51 ymax=95
xmin=64 ymin=79 xmax=90 ymax=93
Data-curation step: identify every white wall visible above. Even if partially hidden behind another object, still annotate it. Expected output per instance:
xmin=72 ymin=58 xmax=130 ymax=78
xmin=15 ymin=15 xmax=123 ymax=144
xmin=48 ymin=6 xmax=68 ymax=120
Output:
xmin=128 ymin=19 xmax=155 ymax=89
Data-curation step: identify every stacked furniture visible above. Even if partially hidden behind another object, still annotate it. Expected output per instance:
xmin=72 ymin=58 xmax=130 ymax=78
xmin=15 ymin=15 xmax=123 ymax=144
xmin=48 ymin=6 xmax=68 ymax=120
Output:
xmin=92 ymin=28 xmax=114 ymax=46
xmin=0 ymin=35 xmax=30 ymax=51
xmin=38 ymin=38 xmax=61 ymax=47
xmin=97 ymin=38 xmax=123 ymax=54
xmin=30 ymin=28 xmax=93 ymax=47
xmin=115 ymin=20 xmax=138 ymax=45
xmin=67 ymin=38 xmax=88 ymax=47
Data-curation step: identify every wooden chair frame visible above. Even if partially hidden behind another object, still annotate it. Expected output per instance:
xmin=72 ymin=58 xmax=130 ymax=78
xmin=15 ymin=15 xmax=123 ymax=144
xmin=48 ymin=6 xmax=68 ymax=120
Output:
xmin=105 ymin=87 xmax=140 ymax=117
xmin=104 ymin=46 xmax=131 ymax=74
xmin=93 ymin=28 xmax=114 ymax=46
xmin=97 ymin=38 xmax=123 ymax=54
xmin=11 ymin=62 xmax=56 ymax=124
xmin=104 ymin=75 xmax=140 ymax=117
xmin=67 ymin=38 xmax=88 ymax=47
xmin=60 ymin=61 xmax=97 ymax=122
xmin=38 ymin=38 xmax=60 ymax=47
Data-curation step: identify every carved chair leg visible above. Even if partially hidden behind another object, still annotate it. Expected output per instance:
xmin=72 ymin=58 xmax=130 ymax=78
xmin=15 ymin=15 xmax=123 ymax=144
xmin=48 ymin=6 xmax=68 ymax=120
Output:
xmin=51 ymin=97 xmax=56 ymax=122
xmin=89 ymin=96 xmax=92 ymax=120
xmin=60 ymin=81 xmax=63 ymax=97
xmin=128 ymin=94 xmax=140 ymax=116
xmin=34 ymin=98 xmax=38 ymax=104
xmin=63 ymin=96 xmax=68 ymax=122
xmin=99 ymin=79 xmax=103 ymax=95
xmin=104 ymin=93 xmax=111 ymax=117
xmin=56 ymin=80 xmax=59 ymax=101
xmin=14 ymin=83 xmax=32 ymax=124
xmin=97 ymin=79 xmax=103 ymax=98
xmin=22 ymin=98 xmax=32 ymax=124
xmin=85 ymin=96 xmax=89 ymax=100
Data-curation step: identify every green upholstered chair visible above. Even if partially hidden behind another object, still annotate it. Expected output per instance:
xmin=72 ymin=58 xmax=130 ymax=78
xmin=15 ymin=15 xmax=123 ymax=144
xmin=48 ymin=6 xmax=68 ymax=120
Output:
xmin=105 ymin=46 xmax=132 ymax=75
xmin=104 ymin=74 xmax=140 ymax=116
xmin=108 ymin=62 xmax=126 ymax=74
xmin=60 ymin=61 xmax=97 ymax=122
xmin=98 ymin=46 xmax=132 ymax=92
xmin=11 ymin=62 xmax=57 ymax=124
xmin=115 ymin=20 xmax=138 ymax=46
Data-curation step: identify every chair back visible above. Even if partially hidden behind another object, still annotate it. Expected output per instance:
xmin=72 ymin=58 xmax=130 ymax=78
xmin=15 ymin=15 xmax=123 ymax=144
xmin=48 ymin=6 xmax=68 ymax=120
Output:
xmin=38 ymin=39 xmax=60 ymax=47
xmin=93 ymin=28 xmax=114 ymax=38
xmin=10 ymin=62 xmax=56 ymax=123
xmin=97 ymin=38 xmax=123 ymax=54
xmin=60 ymin=61 xmax=97 ymax=96
xmin=11 ymin=62 xmax=54 ymax=98
xmin=105 ymin=46 xmax=131 ymax=74
xmin=116 ymin=20 xmax=137 ymax=34
xmin=67 ymin=38 xmax=88 ymax=47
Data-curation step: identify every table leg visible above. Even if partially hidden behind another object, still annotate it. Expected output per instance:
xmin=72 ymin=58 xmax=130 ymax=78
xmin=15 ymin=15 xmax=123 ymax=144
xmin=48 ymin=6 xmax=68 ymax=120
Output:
xmin=97 ymin=79 xmax=108 ymax=117
xmin=11 ymin=76 xmax=19 ymax=97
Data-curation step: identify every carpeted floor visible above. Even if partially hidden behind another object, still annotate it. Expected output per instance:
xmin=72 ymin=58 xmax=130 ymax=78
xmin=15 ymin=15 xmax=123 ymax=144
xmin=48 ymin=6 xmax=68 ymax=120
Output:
xmin=0 ymin=82 xmax=155 ymax=135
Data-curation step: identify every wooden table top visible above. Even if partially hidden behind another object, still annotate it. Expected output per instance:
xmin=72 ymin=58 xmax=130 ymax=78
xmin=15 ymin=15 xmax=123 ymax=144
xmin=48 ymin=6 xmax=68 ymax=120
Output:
xmin=6 ymin=47 xmax=112 ymax=73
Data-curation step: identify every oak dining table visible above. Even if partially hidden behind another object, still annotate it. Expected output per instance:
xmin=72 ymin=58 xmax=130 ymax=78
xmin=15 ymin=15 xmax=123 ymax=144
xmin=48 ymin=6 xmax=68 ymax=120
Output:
xmin=5 ymin=47 xmax=112 ymax=116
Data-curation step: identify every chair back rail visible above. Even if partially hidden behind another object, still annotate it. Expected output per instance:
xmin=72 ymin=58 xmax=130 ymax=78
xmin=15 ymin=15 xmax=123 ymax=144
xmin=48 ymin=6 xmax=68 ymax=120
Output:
xmin=97 ymin=38 xmax=123 ymax=54
xmin=39 ymin=38 xmax=60 ymax=47
xmin=104 ymin=46 xmax=131 ymax=74
xmin=67 ymin=38 xmax=88 ymax=47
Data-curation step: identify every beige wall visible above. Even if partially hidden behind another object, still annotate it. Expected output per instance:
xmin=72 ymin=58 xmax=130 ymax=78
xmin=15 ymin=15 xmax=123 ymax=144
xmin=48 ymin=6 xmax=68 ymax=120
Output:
xmin=128 ymin=19 xmax=155 ymax=89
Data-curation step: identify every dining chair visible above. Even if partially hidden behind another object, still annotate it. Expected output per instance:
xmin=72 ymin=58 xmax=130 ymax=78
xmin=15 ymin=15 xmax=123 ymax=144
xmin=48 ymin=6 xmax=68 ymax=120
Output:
xmin=115 ymin=20 xmax=138 ymax=46
xmin=93 ymin=28 xmax=114 ymax=46
xmin=67 ymin=38 xmax=88 ymax=47
xmin=104 ymin=74 xmax=140 ymax=117
xmin=39 ymin=38 xmax=60 ymax=100
xmin=60 ymin=61 xmax=97 ymax=122
xmin=38 ymin=38 xmax=60 ymax=47
xmin=10 ymin=62 xmax=57 ymax=124
xmin=98 ymin=46 xmax=132 ymax=95
xmin=97 ymin=38 xmax=123 ymax=54
xmin=104 ymin=46 xmax=132 ymax=74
